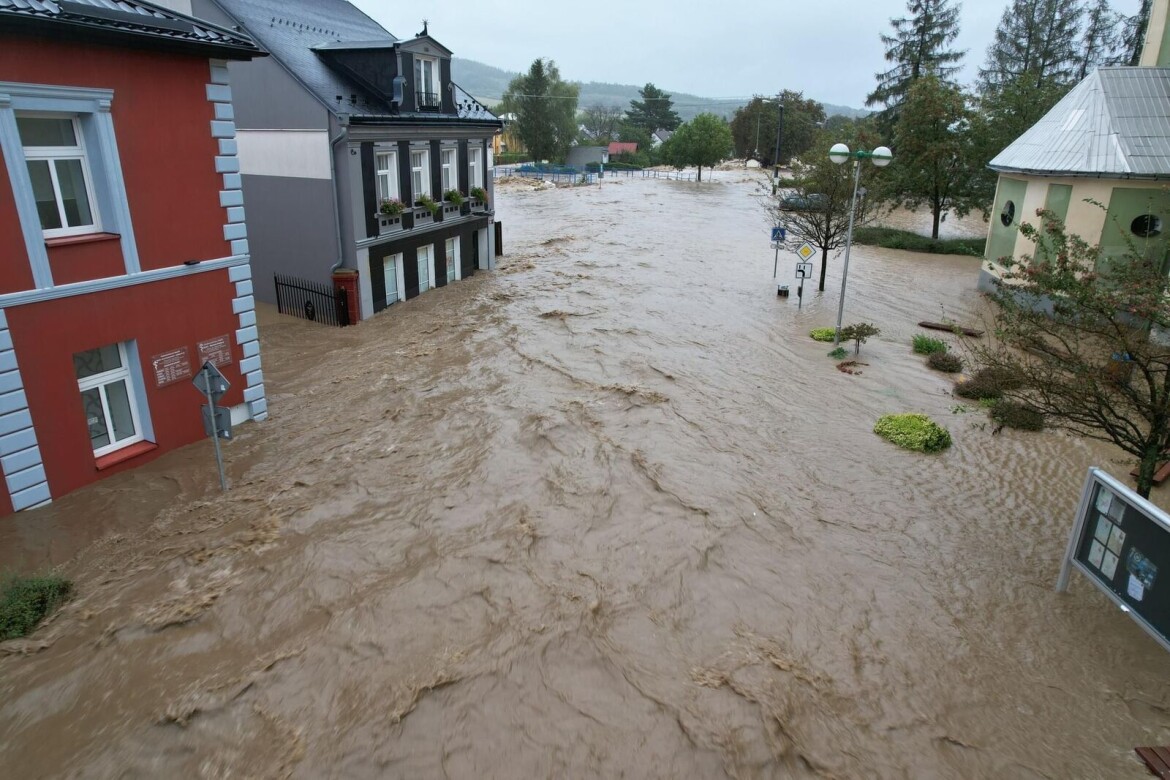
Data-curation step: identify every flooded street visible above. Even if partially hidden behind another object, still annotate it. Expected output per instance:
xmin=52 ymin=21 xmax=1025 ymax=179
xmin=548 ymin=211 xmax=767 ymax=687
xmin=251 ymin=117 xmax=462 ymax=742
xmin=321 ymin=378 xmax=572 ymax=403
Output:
xmin=2 ymin=173 xmax=1169 ymax=778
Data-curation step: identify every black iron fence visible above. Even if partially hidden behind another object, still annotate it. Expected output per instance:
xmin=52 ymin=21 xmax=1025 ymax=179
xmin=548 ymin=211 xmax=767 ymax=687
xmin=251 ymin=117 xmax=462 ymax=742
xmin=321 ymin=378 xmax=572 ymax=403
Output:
xmin=274 ymin=274 xmax=350 ymax=327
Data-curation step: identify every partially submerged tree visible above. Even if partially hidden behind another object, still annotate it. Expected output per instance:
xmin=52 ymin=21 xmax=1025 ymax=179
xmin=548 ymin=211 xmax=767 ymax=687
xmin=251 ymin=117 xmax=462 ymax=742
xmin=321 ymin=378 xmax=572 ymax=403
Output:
xmin=660 ymin=113 xmax=733 ymax=182
xmin=728 ymin=91 xmax=826 ymax=167
xmin=502 ymin=59 xmax=579 ymax=164
xmin=968 ymin=203 xmax=1170 ymax=497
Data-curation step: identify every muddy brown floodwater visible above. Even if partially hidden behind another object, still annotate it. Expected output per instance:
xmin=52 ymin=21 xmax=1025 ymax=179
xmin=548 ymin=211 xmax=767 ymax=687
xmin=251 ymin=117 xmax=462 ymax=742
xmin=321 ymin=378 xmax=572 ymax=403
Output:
xmin=2 ymin=172 xmax=1169 ymax=778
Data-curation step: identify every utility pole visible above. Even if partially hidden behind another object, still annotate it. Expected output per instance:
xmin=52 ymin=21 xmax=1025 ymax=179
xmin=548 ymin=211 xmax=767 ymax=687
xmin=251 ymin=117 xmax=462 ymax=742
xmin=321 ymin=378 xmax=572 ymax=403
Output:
xmin=771 ymin=94 xmax=784 ymax=194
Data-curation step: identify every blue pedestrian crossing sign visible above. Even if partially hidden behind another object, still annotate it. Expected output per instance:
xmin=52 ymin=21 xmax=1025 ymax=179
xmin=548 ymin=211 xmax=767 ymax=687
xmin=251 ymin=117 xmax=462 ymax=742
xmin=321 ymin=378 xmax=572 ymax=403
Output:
xmin=771 ymin=227 xmax=786 ymax=242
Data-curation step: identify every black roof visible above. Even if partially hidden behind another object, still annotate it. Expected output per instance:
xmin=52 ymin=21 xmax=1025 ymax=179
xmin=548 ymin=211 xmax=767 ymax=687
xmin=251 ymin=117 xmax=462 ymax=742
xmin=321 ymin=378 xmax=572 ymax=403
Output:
xmin=0 ymin=0 xmax=262 ymax=58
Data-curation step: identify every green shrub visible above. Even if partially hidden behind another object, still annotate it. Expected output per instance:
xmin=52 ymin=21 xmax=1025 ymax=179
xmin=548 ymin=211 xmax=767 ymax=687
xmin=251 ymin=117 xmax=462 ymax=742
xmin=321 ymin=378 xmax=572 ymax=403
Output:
xmin=840 ymin=322 xmax=880 ymax=355
xmin=912 ymin=334 xmax=947 ymax=355
xmin=442 ymin=189 xmax=464 ymax=206
xmin=989 ymin=400 xmax=1044 ymax=431
xmin=827 ymin=347 xmax=847 ymax=359
xmin=955 ymin=367 xmax=1023 ymax=400
xmin=0 ymin=574 xmax=72 ymax=640
xmin=873 ymin=413 xmax=953 ymax=453
xmin=810 ymin=327 xmax=837 ymax=342
xmin=928 ymin=351 xmax=963 ymax=373
xmin=852 ymin=227 xmax=985 ymax=256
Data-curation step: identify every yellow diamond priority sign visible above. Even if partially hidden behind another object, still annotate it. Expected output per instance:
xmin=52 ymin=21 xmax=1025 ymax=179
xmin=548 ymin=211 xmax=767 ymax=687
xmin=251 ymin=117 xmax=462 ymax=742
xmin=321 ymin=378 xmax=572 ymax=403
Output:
xmin=796 ymin=242 xmax=816 ymax=262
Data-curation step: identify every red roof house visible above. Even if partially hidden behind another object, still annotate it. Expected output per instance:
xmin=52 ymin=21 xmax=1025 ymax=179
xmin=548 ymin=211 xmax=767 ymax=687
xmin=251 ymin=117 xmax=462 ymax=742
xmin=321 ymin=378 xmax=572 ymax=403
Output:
xmin=608 ymin=142 xmax=638 ymax=156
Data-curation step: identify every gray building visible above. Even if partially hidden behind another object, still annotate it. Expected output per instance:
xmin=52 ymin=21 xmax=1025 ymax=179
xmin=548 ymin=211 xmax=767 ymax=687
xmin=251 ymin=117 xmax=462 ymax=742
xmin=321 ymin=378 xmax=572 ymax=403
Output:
xmin=567 ymin=146 xmax=608 ymax=169
xmin=189 ymin=0 xmax=502 ymax=320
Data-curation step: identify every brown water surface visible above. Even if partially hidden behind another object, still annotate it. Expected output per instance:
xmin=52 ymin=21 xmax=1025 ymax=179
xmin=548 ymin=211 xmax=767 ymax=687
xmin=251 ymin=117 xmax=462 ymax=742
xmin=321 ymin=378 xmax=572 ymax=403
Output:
xmin=1 ymin=174 xmax=1168 ymax=778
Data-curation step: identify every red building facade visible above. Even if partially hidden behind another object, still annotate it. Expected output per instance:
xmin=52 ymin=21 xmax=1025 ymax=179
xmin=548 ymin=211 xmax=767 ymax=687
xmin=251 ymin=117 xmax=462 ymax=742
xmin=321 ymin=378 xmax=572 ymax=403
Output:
xmin=0 ymin=2 xmax=265 ymax=513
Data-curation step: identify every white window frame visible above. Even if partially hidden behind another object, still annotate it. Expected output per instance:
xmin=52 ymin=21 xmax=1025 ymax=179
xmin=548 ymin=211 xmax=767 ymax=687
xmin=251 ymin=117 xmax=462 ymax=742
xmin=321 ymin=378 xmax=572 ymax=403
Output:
xmin=468 ymin=146 xmax=482 ymax=189
xmin=445 ymin=237 xmax=460 ymax=283
xmin=411 ymin=148 xmax=430 ymax=200
xmin=375 ymin=149 xmax=399 ymax=203
xmin=76 ymin=342 xmax=144 ymax=458
xmin=417 ymin=244 xmax=432 ymax=292
xmin=415 ymin=56 xmax=439 ymax=107
xmin=440 ymin=147 xmax=457 ymax=194
xmin=384 ymin=252 xmax=402 ymax=306
xmin=18 ymin=113 xmax=101 ymax=239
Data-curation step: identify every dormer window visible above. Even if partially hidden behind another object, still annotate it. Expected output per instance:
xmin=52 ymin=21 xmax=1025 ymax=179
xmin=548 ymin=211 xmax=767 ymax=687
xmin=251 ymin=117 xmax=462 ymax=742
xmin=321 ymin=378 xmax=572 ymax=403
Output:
xmin=415 ymin=56 xmax=440 ymax=111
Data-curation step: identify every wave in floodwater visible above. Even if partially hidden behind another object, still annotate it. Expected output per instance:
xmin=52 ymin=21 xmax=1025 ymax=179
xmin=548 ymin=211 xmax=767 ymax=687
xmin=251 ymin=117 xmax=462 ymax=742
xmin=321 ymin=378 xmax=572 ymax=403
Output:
xmin=1 ymin=173 xmax=1169 ymax=778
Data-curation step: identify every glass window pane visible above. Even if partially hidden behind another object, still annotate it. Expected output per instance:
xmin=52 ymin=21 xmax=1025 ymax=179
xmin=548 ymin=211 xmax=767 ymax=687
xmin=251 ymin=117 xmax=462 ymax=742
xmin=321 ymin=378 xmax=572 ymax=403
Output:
xmin=104 ymin=379 xmax=136 ymax=442
xmin=81 ymin=387 xmax=110 ymax=450
xmin=55 ymin=159 xmax=93 ymax=227
xmin=74 ymin=344 xmax=123 ymax=379
xmin=26 ymin=160 xmax=62 ymax=230
xmin=17 ymin=116 xmax=77 ymax=147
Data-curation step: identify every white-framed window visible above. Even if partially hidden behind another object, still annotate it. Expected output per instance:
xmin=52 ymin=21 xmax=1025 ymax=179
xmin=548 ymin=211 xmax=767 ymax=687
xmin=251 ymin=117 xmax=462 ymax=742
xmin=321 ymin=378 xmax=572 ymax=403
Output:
xmin=445 ymin=237 xmax=459 ymax=283
xmin=440 ymin=147 xmax=457 ymax=193
xmin=468 ymin=146 xmax=482 ymax=189
xmin=74 ymin=342 xmax=144 ymax=457
xmin=417 ymin=244 xmax=432 ymax=293
xmin=411 ymin=148 xmax=430 ymax=200
xmin=414 ymin=56 xmax=439 ymax=109
xmin=375 ymin=149 xmax=399 ymax=203
xmin=384 ymin=252 xmax=401 ymax=306
xmin=17 ymin=114 xmax=99 ymax=238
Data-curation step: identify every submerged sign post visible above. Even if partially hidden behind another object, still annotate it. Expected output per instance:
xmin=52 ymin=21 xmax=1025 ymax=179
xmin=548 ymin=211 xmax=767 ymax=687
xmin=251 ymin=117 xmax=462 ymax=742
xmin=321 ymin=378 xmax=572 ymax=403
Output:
xmin=771 ymin=226 xmax=786 ymax=278
xmin=1057 ymin=467 xmax=1170 ymax=652
xmin=192 ymin=361 xmax=231 ymax=492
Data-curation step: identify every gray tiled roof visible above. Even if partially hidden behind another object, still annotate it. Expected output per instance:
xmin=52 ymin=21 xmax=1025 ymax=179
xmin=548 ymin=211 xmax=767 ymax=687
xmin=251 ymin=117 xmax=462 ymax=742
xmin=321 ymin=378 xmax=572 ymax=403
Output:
xmin=0 ymin=0 xmax=261 ymax=55
xmin=989 ymin=67 xmax=1170 ymax=178
xmin=213 ymin=0 xmax=499 ymax=125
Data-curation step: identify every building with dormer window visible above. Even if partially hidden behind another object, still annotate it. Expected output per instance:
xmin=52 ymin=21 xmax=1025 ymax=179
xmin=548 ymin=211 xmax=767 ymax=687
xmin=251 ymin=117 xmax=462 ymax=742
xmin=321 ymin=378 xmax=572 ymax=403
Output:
xmin=190 ymin=0 xmax=503 ymax=321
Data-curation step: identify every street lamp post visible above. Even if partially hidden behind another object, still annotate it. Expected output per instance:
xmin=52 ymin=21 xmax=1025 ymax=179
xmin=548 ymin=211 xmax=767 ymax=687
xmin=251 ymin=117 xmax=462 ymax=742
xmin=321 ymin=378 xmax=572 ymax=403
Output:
xmin=828 ymin=143 xmax=892 ymax=346
xmin=772 ymin=97 xmax=784 ymax=193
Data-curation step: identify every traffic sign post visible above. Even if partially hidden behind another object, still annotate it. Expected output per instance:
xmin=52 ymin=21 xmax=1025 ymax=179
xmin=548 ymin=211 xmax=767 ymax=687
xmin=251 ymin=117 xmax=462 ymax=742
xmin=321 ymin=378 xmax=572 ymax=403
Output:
xmin=795 ymin=261 xmax=813 ymax=310
xmin=192 ymin=361 xmax=231 ymax=492
xmin=771 ymin=227 xmax=786 ymax=278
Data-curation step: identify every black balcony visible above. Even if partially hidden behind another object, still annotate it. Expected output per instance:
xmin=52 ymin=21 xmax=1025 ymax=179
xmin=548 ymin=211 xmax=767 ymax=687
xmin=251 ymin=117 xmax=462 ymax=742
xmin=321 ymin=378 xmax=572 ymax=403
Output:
xmin=416 ymin=91 xmax=441 ymax=111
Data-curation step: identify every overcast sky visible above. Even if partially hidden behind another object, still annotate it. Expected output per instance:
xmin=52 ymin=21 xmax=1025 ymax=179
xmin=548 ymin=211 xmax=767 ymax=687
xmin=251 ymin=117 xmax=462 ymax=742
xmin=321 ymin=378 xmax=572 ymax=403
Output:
xmin=350 ymin=0 xmax=1141 ymax=109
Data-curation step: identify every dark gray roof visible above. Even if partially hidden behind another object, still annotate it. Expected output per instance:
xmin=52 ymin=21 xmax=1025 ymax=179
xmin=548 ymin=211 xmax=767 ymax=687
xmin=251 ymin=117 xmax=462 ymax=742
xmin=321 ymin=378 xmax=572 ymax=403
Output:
xmin=211 ymin=0 xmax=498 ymax=125
xmin=0 ymin=0 xmax=261 ymax=57
xmin=990 ymin=67 xmax=1170 ymax=179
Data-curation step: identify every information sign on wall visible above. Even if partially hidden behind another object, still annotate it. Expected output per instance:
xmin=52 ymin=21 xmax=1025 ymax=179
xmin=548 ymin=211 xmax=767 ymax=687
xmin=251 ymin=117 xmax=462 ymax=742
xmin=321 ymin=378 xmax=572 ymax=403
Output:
xmin=197 ymin=334 xmax=233 ymax=367
xmin=1057 ymin=468 xmax=1170 ymax=652
xmin=151 ymin=346 xmax=193 ymax=388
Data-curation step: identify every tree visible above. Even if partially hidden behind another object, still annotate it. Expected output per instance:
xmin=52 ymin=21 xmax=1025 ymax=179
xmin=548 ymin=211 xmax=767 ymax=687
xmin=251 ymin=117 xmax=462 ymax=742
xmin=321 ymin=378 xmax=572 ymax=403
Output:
xmin=579 ymin=103 xmax=623 ymax=144
xmin=866 ymin=0 xmax=965 ymax=124
xmin=884 ymin=75 xmax=978 ymax=239
xmin=1077 ymin=0 xmax=1124 ymax=80
xmin=660 ymin=113 xmax=733 ymax=182
xmin=968 ymin=201 xmax=1170 ymax=498
xmin=764 ymin=128 xmax=886 ymax=292
xmin=728 ymin=92 xmax=826 ymax=167
xmin=625 ymin=83 xmax=681 ymax=133
xmin=978 ymin=0 xmax=1084 ymax=97
xmin=1121 ymin=0 xmax=1153 ymax=66
xmin=501 ymin=59 xmax=579 ymax=164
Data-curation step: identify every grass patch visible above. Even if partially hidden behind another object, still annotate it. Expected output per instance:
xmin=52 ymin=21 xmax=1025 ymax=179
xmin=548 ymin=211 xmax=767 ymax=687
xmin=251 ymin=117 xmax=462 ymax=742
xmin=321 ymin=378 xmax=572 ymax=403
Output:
xmin=912 ymin=334 xmax=948 ymax=355
xmin=827 ymin=347 xmax=847 ymax=359
xmin=810 ymin=327 xmax=837 ymax=342
xmin=989 ymin=400 xmax=1044 ymax=431
xmin=874 ymin=413 xmax=953 ymax=453
xmin=853 ymin=227 xmax=985 ymax=256
xmin=927 ymin=351 xmax=963 ymax=373
xmin=1 ymin=574 xmax=72 ymax=640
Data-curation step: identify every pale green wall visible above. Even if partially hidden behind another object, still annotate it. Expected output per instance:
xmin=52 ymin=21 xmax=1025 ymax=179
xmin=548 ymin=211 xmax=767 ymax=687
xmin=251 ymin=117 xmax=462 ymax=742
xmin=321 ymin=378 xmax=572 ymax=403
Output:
xmin=987 ymin=177 xmax=1027 ymax=264
xmin=1098 ymin=187 xmax=1170 ymax=273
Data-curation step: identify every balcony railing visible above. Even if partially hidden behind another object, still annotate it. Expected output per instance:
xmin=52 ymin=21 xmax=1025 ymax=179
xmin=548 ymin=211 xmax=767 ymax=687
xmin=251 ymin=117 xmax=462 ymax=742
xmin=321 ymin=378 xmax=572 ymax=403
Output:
xmin=416 ymin=91 xmax=441 ymax=111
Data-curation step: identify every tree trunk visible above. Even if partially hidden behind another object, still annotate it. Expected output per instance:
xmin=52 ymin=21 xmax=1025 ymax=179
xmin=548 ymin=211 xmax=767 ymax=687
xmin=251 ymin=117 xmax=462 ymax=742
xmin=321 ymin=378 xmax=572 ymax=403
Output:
xmin=818 ymin=246 xmax=829 ymax=292
xmin=697 ymin=165 xmax=702 ymax=182
xmin=1138 ymin=444 xmax=1162 ymax=499
xmin=932 ymin=204 xmax=941 ymax=240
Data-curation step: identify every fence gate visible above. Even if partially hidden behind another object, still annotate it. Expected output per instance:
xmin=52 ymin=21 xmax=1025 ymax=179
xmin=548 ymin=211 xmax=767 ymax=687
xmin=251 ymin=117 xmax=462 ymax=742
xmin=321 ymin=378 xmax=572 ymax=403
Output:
xmin=274 ymin=274 xmax=350 ymax=327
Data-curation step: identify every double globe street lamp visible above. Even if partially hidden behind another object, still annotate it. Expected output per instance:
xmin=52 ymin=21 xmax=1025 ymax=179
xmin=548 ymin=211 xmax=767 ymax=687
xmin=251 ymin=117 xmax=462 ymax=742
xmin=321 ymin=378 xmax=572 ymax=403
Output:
xmin=828 ymin=143 xmax=893 ymax=346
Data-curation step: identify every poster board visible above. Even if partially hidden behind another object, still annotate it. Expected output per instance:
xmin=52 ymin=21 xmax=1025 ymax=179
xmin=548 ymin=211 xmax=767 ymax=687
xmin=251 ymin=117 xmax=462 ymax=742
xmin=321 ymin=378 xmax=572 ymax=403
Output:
xmin=1057 ymin=468 xmax=1170 ymax=653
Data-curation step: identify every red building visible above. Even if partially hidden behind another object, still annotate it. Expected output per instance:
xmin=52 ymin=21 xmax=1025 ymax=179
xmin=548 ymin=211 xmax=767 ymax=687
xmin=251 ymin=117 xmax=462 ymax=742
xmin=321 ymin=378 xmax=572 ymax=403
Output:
xmin=0 ymin=0 xmax=265 ymax=514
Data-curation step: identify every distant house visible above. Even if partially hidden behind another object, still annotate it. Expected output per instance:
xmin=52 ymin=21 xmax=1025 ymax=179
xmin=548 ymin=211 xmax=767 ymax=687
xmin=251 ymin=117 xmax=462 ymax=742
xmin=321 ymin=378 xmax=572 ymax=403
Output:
xmin=608 ymin=142 xmax=638 ymax=157
xmin=190 ymin=0 xmax=503 ymax=321
xmin=0 ymin=0 xmax=265 ymax=513
xmin=493 ymin=112 xmax=524 ymax=158
xmin=979 ymin=0 xmax=1170 ymax=292
xmin=650 ymin=129 xmax=673 ymax=149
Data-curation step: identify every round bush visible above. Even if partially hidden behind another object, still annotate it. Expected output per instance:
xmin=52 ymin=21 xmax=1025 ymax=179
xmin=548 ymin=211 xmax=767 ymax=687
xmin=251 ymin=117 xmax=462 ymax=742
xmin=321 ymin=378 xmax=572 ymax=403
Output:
xmin=989 ymin=400 xmax=1044 ymax=431
xmin=955 ymin=367 xmax=1022 ymax=399
xmin=928 ymin=351 xmax=963 ymax=373
xmin=873 ymin=413 xmax=953 ymax=453
xmin=810 ymin=327 xmax=837 ymax=342
xmin=912 ymin=334 xmax=947 ymax=355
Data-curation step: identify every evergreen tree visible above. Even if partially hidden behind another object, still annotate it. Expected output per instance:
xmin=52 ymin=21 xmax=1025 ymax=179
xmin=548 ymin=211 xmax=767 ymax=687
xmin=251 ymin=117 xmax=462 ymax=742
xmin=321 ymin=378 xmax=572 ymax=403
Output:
xmin=1121 ymin=0 xmax=1153 ymax=66
xmin=1077 ymin=0 xmax=1124 ymax=79
xmin=866 ymin=0 xmax=965 ymax=122
xmin=625 ymin=83 xmax=681 ymax=133
xmin=978 ymin=0 xmax=1084 ymax=96
xmin=501 ymin=59 xmax=579 ymax=164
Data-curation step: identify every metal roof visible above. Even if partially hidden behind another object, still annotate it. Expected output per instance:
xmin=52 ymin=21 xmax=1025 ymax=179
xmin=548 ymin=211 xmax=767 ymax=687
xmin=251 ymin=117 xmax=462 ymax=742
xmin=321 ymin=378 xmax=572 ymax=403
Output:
xmin=212 ymin=0 xmax=499 ymax=126
xmin=989 ymin=67 xmax=1170 ymax=179
xmin=0 ymin=0 xmax=262 ymax=57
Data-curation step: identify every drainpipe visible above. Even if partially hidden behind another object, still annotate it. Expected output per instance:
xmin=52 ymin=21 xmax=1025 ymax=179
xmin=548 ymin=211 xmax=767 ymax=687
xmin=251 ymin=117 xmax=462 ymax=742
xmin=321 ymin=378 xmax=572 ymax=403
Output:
xmin=328 ymin=118 xmax=360 ymax=325
xmin=329 ymin=118 xmax=349 ymax=272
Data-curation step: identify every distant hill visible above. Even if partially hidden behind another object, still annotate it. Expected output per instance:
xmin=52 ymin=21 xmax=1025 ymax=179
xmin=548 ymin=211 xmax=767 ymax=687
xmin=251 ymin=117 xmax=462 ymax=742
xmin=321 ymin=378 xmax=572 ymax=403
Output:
xmin=451 ymin=57 xmax=867 ymax=121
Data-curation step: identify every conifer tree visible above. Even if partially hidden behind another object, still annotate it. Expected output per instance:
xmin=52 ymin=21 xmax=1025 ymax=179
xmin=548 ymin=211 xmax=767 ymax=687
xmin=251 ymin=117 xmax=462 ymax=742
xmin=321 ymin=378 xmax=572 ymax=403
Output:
xmin=1077 ymin=0 xmax=1123 ymax=79
xmin=866 ymin=0 xmax=965 ymax=122
xmin=978 ymin=0 xmax=1084 ymax=96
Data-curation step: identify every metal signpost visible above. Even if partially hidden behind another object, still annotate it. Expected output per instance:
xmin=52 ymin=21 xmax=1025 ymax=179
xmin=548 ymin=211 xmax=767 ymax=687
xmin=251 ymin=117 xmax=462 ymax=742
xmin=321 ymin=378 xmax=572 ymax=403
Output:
xmin=192 ymin=361 xmax=231 ymax=492
xmin=1057 ymin=467 xmax=1170 ymax=653
xmin=795 ymin=261 xmax=813 ymax=310
xmin=771 ymin=226 xmax=786 ymax=278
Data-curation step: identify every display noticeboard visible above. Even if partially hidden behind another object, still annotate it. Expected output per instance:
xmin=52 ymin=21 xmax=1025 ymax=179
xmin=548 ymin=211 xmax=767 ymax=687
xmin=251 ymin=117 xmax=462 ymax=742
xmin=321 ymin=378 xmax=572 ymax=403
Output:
xmin=1057 ymin=467 xmax=1170 ymax=652
xmin=197 ymin=334 xmax=233 ymax=367
xmin=151 ymin=346 xmax=193 ymax=388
